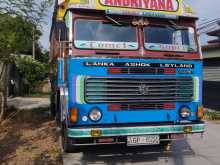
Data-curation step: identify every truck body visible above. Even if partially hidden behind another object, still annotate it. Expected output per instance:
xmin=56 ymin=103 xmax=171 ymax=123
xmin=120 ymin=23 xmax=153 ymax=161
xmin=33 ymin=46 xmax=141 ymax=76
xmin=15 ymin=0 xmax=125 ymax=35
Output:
xmin=50 ymin=0 xmax=205 ymax=152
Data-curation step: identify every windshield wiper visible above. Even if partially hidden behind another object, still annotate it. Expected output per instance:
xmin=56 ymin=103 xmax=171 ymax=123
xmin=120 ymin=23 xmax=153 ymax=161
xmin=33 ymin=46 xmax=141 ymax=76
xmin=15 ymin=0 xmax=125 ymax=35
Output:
xmin=188 ymin=47 xmax=196 ymax=52
xmin=105 ymin=15 xmax=131 ymax=26
xmin=105 ymin=15 xmax=122 ymax=26
xmin=168 ymin=20 xmax=188 ymax=30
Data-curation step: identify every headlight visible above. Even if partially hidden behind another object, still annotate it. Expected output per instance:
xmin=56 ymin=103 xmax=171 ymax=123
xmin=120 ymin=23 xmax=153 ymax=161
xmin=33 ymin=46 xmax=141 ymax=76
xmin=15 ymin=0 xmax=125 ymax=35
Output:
xmin=179 ymin=106 xmax=191 ymax=118
xmin=89 ymin=108 xmax=102 ymax=122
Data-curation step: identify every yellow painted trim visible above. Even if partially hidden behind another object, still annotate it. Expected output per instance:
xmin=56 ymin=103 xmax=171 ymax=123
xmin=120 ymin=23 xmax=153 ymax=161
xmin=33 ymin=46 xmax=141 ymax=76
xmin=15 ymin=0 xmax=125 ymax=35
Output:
xmin=55 ymin=0 xmax=194 ymax=20
xmin=94 ymin=0 xmax=183 ymax=16
xmin=57 ymin=0 xmax=69 ymax=20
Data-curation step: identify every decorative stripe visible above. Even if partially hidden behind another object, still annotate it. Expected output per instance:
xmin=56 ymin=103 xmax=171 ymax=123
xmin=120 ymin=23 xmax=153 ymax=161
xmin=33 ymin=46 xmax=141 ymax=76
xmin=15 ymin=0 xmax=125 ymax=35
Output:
xmin=64 ymin=11 xmax=70 ymax=28
xmin=74 ymin=40 xmax=138 ymax=50
xmin=193 ymin=77 xmax=199 ymax=102
xmin=67 ymin=124 xmax=205 ymax=138
xmin=105 ymin=10 xmax=178 ymax=19
xmin=76 ymin=76 xmax=85 ymax=104
xmin=57 ymin=58 xmax=65 ymax=86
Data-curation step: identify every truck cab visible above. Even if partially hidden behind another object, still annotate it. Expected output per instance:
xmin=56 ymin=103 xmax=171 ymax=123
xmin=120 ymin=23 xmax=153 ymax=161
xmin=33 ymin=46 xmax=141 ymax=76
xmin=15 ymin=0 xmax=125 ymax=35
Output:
xmin=50 ymin=0 xmax=205 ymax=152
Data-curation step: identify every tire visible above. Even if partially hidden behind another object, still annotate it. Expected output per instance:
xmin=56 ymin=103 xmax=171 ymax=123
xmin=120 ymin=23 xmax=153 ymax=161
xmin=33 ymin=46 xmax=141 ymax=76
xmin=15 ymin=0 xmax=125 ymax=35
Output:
xmin=50 ymin=93 xmax=56 ymax=117
xmin=160 ymin=141 xmax=172 ymax=151
xmin=61 ymin=123 xmax=76 ymax=153
xmin=55 ymin=91 xmax=61 ymax=127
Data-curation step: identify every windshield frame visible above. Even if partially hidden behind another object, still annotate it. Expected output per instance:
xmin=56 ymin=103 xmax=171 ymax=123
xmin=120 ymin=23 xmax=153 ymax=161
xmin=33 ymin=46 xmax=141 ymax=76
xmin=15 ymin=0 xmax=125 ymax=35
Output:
xmin=73 ymin=17 xmax=139 ymax=51
xmin=143 ymin=24 xmax=199 ymax=53
xmin=70 ymin=12 xmax=201 ymax=60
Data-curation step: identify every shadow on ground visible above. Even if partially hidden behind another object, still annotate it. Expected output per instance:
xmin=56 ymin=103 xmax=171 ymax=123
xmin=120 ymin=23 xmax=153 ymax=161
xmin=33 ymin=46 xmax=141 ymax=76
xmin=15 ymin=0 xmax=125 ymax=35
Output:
xmin=64 ymin=140 xmax=195 ymax=165
xmin=203 ymin=81 xmax=220 ymax=111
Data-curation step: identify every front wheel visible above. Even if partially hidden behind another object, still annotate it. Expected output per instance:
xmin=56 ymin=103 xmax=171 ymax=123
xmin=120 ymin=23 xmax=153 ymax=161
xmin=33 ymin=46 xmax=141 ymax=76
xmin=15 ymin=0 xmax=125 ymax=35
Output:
xmin=55 ymin=91 xmax=61 ymax=127
xmin=50 ymin=93 xmax=56 ymax=117
xmin=61 ymin=123 xmax=76 ymax=153
xmin=160 ymin=141 xmax=172 ymax=151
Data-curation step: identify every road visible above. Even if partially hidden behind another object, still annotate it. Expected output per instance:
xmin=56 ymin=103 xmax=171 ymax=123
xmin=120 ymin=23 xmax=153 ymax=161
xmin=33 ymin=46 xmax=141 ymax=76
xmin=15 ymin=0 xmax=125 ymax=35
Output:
xmin=7 ymin=97 xmax=49 ymax=110
xmin=63 ymin=121 xmax=220 ymax=165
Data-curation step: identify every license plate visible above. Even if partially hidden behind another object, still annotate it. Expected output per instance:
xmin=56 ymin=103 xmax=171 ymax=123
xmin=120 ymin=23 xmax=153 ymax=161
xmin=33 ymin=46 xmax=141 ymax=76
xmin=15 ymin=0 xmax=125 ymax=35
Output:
xmin=127 ymin=135 xmax=160 ymax=146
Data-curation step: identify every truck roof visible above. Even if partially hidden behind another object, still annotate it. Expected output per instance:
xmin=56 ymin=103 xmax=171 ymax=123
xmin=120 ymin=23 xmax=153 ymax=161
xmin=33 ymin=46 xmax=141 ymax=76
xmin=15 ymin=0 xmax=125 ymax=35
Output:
xmin=56 ymin=0 xmax=197 ymax=20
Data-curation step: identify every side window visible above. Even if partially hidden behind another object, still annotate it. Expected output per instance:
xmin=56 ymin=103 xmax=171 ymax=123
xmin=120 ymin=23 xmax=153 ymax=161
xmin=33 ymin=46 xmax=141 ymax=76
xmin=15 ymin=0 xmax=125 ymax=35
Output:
xmin=188 ymin=27 xmax=197 ymax=51
xmin=144 ymin=26 xmax=197 ymax=52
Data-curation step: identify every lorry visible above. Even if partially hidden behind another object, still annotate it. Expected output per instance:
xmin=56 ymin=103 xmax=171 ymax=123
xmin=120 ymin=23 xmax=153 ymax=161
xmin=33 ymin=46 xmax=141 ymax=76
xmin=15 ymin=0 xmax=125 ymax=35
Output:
xmin=50 ymin=0 xmax=205 ymax=152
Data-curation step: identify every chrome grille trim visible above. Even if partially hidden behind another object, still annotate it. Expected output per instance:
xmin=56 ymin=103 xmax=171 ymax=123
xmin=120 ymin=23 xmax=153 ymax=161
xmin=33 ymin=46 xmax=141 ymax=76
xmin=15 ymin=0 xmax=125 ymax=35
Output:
xmin=85 ymin=77 xmax=194 ymax=103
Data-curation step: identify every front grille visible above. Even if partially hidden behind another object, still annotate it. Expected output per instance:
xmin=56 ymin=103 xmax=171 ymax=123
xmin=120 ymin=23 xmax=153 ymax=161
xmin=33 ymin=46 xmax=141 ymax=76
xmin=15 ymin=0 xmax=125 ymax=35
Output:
xmin=108 ymin=103 xmax=176 ymax=111
xmin=108 ymin=68 xmax=176 ymax=75
xmin=85 ymin=77 xmax=194 ymax=103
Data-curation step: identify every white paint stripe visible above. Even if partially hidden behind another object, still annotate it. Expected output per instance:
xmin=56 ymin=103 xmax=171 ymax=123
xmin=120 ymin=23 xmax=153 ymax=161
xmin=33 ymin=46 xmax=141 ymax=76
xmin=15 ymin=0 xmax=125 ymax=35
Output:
xmin=68 ymin=124 xmax=205 ymax=138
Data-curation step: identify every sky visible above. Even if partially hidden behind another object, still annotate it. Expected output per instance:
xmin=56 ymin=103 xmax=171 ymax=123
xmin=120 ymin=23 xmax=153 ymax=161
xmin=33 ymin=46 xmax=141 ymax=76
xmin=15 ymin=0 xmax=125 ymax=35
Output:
xmin=39 ymin=0 xmax=220 ymax=50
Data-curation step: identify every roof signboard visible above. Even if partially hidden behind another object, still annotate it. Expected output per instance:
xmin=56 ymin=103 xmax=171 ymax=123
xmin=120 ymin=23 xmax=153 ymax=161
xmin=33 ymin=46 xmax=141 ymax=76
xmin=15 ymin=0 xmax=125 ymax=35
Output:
xmin=57 ymin=0 xmax=195 ymax=19
xmin=99 ymin=0 xmax=179 ymax=12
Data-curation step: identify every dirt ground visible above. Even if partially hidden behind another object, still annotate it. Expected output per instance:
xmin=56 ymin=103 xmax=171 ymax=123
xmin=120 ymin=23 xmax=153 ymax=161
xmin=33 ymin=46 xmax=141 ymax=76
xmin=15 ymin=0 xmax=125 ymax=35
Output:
xmin=0 ymin=108 xmax=62 ymax=165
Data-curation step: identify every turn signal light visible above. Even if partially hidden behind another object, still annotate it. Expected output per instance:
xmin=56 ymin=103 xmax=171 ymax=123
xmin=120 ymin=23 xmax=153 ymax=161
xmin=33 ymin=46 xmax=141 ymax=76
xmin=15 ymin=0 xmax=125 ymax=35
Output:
xmin=70 ymin=107 xmax=78 ymax=123
xmin=197 ymin=106 xmax=204 ymax=119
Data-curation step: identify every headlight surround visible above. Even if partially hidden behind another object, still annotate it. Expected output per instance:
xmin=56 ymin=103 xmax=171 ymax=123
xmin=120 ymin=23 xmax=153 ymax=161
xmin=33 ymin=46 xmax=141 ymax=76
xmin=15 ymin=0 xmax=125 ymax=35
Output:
xmin=89 ymin=108 xmax=102 ymax=122
xmin=179 ymin=106 xmax=191 ymax=118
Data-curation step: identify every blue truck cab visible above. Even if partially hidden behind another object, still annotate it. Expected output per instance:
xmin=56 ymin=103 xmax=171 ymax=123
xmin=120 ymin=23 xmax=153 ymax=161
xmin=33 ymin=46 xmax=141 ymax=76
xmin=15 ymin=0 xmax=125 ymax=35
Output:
xmin=50 ymin=0 xmax=205 ymax=152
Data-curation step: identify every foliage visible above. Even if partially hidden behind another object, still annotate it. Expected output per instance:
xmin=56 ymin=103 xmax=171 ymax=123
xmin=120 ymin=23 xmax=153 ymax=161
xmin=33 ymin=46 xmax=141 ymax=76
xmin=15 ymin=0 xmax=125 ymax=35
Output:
xmin=0 ymin=0 xmax=53 ymax=26
xmin=0 ymin=14 xmax=42 ymax=63
xmin=204 ymin=109 xmax=220 ymax=120
xmin=0 ymin=0 xmax=52 ymax=120
xmin=15 ymin=56 xmax=49 ymax=91
xmin=0 ymin=0 xmax=52 ymax=63
xmin=36 ymin=51 xmax=49 ymax=64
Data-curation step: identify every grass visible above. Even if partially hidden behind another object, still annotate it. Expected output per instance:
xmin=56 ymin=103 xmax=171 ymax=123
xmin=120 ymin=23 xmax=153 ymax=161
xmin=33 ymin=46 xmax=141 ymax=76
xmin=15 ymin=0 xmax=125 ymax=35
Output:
xmin=204 ymin=109 xmax=220 ymax=120
xmin=23 ymin=93 xmax=49 ymax=98
xmin=1 ymin=107 xmax=51 ymax=126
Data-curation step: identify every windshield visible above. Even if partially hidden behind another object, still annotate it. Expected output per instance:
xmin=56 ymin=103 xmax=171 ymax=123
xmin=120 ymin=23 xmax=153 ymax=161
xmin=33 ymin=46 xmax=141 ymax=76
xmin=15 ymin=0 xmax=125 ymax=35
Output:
xmin=144 ymin=26 xmax=197 ymax=52
xmin=74 ymin=19 xmax=138 ymax=50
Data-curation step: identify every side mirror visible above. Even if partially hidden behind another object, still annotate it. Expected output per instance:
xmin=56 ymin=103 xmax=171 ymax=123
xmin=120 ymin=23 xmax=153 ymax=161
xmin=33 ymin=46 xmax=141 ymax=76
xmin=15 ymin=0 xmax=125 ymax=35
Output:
xmin=55 ymin=21 xmax=67 ymax=41
xmin=188 ymin=27 xmax=197 ymax=51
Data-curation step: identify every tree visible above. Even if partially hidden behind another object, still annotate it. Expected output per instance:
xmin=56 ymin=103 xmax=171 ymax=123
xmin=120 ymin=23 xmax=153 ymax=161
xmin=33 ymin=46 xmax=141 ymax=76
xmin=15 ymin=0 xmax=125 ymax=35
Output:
xmin=15 ymin=56 xmax=49 ymax=93
xmin=36 ymin=50 xmax=50 ymax=63
xmin=0 ymin=14 xmax=39 ymax=57
xmin=0 ymin=0 xmax=52 ymax=122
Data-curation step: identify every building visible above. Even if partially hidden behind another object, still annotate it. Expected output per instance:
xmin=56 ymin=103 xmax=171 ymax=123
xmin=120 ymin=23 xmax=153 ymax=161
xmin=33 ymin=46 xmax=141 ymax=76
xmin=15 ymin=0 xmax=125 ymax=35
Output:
xmin=202 ymin=28 xmax=220 ymax=81
xmin=202 ymin=28 xmax=220 ymax=110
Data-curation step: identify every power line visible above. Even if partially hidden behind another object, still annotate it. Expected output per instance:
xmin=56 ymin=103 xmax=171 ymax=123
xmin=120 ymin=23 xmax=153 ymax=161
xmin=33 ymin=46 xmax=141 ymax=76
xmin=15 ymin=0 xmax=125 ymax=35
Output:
xmin=198 ymin=19 xmax=220 ymax=31
xmin=198 ymin=18 xmax=220 ymax=26
xmin=199 ymin=26 xmax=219 ymax=35
xmin=198 ymin=19 xmax=220 ymax=30
xmin=197 ymin=18 xmax=220 ymax=36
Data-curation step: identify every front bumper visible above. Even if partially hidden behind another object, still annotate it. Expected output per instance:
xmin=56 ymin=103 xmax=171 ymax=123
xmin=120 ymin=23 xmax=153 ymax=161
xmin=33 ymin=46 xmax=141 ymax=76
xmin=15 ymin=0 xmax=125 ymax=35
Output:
xmin=67 ymin=122 xmax=205 ymax=138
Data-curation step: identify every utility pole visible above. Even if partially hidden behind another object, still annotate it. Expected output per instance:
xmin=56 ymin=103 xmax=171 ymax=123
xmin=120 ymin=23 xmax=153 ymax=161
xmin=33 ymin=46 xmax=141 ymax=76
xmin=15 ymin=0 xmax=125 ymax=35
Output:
xmin=218 ymin=23 xmax=220 ymax=42
xmin=32 ymin=27 xmax=36 ymax=60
